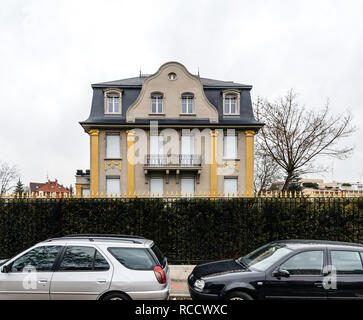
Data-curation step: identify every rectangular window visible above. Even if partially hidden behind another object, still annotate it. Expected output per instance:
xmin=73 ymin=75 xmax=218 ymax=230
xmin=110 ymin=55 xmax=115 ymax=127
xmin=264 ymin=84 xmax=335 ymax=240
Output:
xmin=224 ymin=95 xmax=237 ymax=114
xmin=151 ymin=96 xmax=163 ymax=113
xmin=106 ymin=135 xmax=120 ymax=158
xmin=181 ymin=96 xmax=194 ymax=114
xmin=150 ymin=135 xmax=164 ymax=166
xmin=181 ymin=135 xmax=195 ymax=166
xmin=331 ymin=251 xmax=363 ymax=275
xmin=181 ymin=178 xmax=195 ymax=197
xmin=82 ymin=188 xmax=90 ymax=198
xmin=107 ymin=95 xmax=120 ymax=113
xmin=150 ymin=177 xmax=163 ymax=196
xmin=106 ymin=177 xmax=120 ymax=195
xmin=224 ymin=135 xmax=237 ymax=159
xmin=224 ymin=177 xmax=237 ymax=196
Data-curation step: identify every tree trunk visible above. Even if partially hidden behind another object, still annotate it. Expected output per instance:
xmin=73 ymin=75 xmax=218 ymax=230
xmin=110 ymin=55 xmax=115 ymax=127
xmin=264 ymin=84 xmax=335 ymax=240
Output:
xmin=282 ymin=171 xmax=294 ymax=192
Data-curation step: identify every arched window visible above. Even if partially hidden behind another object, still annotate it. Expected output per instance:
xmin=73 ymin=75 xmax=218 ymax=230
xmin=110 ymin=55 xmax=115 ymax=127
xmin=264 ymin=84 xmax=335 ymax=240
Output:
xmin=150 ymin=92 xmax=163 ymax=114
xmin=181 ymin=93 xmax=194 ymax=114
xmin=223 ymin=90 xmax=240 ymax=115
xmin=104 ymin=89 xmax=122 ymax=114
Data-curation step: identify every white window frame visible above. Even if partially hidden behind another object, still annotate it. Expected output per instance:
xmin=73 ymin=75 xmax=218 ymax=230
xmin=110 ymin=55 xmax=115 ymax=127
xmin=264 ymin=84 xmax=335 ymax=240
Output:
xmin=224 ymin=177 xmax=238 ymax=197
xmin=181 ymin=94 xmax=194 ymax=114
xmin=223 ymin=134 xmax=237 ymax=159
xmin=222 ymin=90 xmax=240 ymax=115
xmin=150 ymin=177 xmax=164 ymax=197
xmin=106 ymin=177 xmax=120 ymax=196
xmin=150 ymin=93 xmax=163 ymax=114
xmin=181 ymin=177 xmax=195 ymax=197
xmin=106 ymin=134 xmax=121 ymax=158
xmin=104 ymin=89 xmax=122 ymax=115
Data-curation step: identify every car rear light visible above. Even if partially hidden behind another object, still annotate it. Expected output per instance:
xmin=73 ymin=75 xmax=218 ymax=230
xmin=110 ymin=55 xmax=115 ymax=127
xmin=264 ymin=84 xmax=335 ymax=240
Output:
xmin=153 ymin=266 xmax=166 ymax=284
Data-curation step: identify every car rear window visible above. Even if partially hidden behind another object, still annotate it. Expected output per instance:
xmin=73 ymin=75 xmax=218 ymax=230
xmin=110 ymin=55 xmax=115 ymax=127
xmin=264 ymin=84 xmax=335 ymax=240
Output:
xmin=331 ymin=251 xmax=363 ymax=275
xmin=151 ymin=244 xmax=166 ymax=268
xmin=108 ymin=248 xmax=154 ymax=270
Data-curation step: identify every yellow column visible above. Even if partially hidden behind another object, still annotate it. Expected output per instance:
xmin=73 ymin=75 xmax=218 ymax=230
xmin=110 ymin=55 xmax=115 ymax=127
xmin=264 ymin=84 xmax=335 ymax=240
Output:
xmin=126 ymin=130 xmax=135 ymax=197
xmin=89 ymin=129 xmax=100 ymax=196
xmin=245 ymin=130 xmax=255 ymax=196
xmin=75 ymin=184 xmax=82 ymax=198
xmin=210 ymin=130 xmax=218 ymax=196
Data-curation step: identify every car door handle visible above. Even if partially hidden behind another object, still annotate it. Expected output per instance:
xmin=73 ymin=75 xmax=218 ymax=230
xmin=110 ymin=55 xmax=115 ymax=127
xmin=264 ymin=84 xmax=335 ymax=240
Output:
xmin=38 ymin=279 xmax=48 ymax=284
xmin=314 ymin=282 xmax=323 ymax=288
xmin=97 ymin=279 xmax=107 ymax=284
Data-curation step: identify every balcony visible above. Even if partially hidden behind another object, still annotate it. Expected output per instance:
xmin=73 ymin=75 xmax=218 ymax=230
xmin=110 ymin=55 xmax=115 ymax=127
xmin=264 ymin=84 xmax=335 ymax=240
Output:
xmin=144 ymin=154 xmax=202 ymax=167
xmin=144 ymin=154 xmax=202 ymax=183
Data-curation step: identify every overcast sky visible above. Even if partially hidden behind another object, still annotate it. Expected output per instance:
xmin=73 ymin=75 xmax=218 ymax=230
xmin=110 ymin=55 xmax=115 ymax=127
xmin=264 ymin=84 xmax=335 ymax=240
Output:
xmin=0 ymin=0 xmax=362 ymax=189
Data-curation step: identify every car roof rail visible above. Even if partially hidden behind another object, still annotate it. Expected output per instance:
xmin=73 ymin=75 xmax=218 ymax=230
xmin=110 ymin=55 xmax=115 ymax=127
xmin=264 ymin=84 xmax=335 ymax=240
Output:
xmin=64 ymin=234 xmax=145 ymax=239
xmin=45 ymin=234 xmax=146 ymax=244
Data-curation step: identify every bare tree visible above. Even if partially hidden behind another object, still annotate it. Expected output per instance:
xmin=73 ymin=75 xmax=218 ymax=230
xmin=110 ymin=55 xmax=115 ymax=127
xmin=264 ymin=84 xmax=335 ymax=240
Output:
xmin=254 ymin=144 xmax=283 ymax=193
xmin=255 ymin=90 xmax=356 ymax=192
xmin=0 ymin=162 xmax=19 ymax=194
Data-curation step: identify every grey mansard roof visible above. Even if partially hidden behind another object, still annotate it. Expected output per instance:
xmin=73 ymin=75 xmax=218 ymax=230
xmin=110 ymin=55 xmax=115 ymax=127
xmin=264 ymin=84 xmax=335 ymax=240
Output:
xmin=80 ymin=73 xmax=263 ymax=129
xmin=92 ymin=75 xmax=252 ymax=89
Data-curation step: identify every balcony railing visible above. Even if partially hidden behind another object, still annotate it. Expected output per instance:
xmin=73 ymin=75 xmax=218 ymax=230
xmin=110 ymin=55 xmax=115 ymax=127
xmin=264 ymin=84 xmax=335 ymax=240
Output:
xmin=144 ymin=154 xmax=202 ymax=167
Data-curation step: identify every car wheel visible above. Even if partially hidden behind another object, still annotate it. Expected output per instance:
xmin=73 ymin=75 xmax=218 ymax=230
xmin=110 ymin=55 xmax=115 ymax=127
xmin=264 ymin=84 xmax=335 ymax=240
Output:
xmin=225 ymin=291 xmax=253 ymax=300
xmin=102 ymin=292 xmax=130 ymax=300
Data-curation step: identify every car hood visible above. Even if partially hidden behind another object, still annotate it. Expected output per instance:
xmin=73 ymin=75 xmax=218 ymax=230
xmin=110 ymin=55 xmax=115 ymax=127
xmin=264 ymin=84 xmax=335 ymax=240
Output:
xmin=192 ymin=259 xmax=246 ymax=279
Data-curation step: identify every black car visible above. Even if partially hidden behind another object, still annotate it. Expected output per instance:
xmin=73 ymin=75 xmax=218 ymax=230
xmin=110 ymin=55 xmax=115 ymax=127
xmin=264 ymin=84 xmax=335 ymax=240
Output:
xmin=188 ymin=240 xmax=363 ymax=300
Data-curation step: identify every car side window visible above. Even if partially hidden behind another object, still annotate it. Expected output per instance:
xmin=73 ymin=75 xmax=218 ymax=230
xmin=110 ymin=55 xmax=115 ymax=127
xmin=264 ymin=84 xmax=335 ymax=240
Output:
xmin=108 ymin=248 xmax=154 ymax=270
xmin=58 ymin=246 xmax=109 ymax=271
xmin=11 ymin=246 xmax=61 ymax=272
xmin=279 ymin=250 xmax=324 ymax=275
xmin=331 ymin=251 xmax=363 ymax=275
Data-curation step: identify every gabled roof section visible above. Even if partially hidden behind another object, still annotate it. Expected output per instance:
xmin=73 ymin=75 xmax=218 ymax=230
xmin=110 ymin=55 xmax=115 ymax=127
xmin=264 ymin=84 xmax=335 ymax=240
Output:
xmin=92 ymin=76 xmax=252 ymax=89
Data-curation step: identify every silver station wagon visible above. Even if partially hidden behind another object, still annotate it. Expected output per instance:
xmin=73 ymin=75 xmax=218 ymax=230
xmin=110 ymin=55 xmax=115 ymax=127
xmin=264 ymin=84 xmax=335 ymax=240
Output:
xmin=0 ymin=234 xmax=170 ymax=300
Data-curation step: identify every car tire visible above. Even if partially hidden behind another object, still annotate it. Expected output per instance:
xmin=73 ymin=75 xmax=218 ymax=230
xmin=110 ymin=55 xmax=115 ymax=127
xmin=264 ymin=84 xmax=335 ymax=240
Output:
xmin=225 ymin=291 xmax=253 ymax=300
xmin=102 ymin=292 xmax=130 ymax=300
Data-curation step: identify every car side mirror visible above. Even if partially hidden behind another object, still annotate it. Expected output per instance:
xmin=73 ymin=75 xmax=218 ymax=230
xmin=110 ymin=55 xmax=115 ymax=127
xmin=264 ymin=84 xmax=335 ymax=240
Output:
xmin=273 ymin=268 xmax=290 ymax=278
xmin=1 ymin=265 xmax=10 ymax=273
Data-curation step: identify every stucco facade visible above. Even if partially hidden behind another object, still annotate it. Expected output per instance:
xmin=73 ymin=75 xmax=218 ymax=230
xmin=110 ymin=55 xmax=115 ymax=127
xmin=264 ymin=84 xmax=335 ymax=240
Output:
xmin=76 ymin=62 xmax=263 ymax=197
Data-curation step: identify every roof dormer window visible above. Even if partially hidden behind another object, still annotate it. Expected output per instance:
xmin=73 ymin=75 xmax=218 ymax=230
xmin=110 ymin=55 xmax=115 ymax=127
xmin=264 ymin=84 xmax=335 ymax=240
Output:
xmin=223 ymin=90 xmax=240 ymax=115
xmin=104 ymin=89 xmax=122 ymax=115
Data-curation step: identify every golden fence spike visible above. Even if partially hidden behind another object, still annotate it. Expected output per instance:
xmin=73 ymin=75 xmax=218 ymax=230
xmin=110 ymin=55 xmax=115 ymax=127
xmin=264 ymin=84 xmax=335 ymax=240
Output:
xmin=161 ymin=192 xmax=164 ymax=197
xmin=237 ymin=192 xmax=240 ymax=197
xmin=357 ymin=191 xmax=360 ymax=197
xmin=204 ymin=192 xmax=207 ymax=197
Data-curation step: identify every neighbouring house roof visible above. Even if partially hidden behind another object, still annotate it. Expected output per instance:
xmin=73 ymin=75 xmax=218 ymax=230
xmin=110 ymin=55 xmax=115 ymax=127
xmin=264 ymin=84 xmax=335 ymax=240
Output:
xmin=29 ymin=182 xmax=45 ymax=194
xmin=33 ymin=180 xmax=70 ymax=194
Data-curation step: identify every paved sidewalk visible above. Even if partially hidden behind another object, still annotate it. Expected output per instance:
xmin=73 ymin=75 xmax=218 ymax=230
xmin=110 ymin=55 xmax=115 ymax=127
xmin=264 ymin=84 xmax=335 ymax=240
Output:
xmin=170 ymin=280 xmax=190 ymax=299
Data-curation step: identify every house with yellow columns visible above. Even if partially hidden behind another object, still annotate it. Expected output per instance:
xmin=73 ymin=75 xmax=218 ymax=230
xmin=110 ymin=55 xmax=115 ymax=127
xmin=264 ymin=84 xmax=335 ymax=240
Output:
xmin=76 ymin=62 xmax=263 ymax=197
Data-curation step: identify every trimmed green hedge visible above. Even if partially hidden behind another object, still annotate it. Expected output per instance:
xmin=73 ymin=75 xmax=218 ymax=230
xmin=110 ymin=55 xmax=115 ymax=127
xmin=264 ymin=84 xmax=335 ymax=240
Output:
xmin=0 ymin=198 xmax=362 ymax=263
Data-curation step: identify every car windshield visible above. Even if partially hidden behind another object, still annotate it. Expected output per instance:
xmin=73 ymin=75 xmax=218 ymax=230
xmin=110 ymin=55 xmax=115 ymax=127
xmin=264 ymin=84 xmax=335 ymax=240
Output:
xmin=239 ymin=243 xmax=292 ymax=271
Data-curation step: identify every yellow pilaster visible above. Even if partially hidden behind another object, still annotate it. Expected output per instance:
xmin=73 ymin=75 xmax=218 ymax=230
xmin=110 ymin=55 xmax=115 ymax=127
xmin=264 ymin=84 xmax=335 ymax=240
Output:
xmin=245 ymin=130 xmax=255 ymax=196
xmin=75 ymin=184 xmax=82 ymax=198
xmin=210 ymin=130 xmax=218 ymax=196
xmin=89 ymin=129 xmax=100 ymax=197
xmin=126 ymin=130 xmax=135 ymax=197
